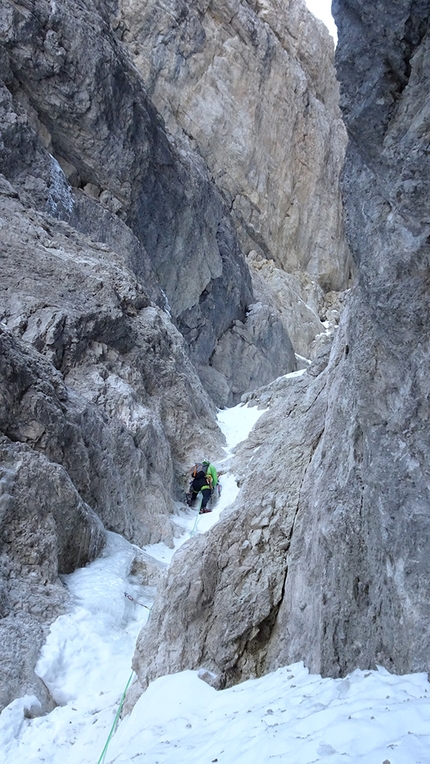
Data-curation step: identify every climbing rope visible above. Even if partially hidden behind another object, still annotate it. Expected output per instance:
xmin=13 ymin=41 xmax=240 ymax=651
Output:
xmin=96 ymin=670 xmax=135 ymax=764
xmin=124 ymin=592 xmax=151 ymax=609
xmin=97 ymin=596 xmax=152 ymax=764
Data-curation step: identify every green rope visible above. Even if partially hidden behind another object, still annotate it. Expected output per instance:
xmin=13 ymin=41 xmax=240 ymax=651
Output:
xmin=97 ymin=670 xmax=134 ymax=764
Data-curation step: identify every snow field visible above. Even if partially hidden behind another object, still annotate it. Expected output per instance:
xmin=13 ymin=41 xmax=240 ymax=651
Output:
xmin=103 ymin=664 xmax=430 ymax=764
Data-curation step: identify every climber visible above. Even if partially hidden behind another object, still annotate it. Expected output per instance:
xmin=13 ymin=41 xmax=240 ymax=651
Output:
xmin=187 ymin=464 xmax=212 ymax=512
xmin=186 ymin=459 xmax=219 ymax=513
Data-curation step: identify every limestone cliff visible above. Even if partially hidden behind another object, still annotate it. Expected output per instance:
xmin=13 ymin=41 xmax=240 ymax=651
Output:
xmin=117 ymin=0 xmax=350 ymax=291
xmin=0 ymin=179 xmax=224 ymax=709
xmin=0 ymin=0 xmax=299 ymax=405
xmin=133 ymin=0 xmax=430 ymax=690
xmin=0 ymin=0 xmax=347 ymax=710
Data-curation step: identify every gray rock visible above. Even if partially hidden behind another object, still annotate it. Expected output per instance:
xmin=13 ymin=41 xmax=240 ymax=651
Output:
xmin=247 ymin=250 xmax=331 ymax=360
xmin=132 ymin=0 xmax=430 ymax=692
xmin=0 ymin=613 xmax=62 ymax=715
xmin=0 ymin=431 xmax=104 ymax=712
xmin=281 ymin=0 xmax=430 ymax=676
xmin=0 ymin=0 xmax=295 ymax=398
xmin=209 ymin=301 xmax=296 ymax=407
xmin=117 ymin=0 xmax=351 ymax=291
xmin=0 ymin=186 xmax=225 ymax=708
xmin=132 ymin=366 xmax=328 ymax=688
xmin=0 ymin=205 xmax=224 ymax=544
xmin=0 ymin=437 xmax=105 ymax=577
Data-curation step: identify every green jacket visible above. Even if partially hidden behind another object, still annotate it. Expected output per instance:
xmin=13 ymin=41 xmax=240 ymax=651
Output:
xmin=204 ymin=463 xmax=218 ymax=488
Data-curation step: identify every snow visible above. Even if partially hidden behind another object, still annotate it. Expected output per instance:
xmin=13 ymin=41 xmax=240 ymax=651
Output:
xmin=1 ymin=401 xmax=430 ymax=764
xmin=108 ymin=666 xmax=430 ymax=764
xmin=217 ymin=401 xmax=266 ymax=454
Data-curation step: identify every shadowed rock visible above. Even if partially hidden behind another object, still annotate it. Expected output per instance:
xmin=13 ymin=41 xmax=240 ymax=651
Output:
xmin=0 ymin=0 xmax=296 ymax=400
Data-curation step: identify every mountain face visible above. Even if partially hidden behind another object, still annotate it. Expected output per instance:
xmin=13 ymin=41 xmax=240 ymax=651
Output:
xmin=133 ymin=0 xmax=430 ymax=692
xmin=117 ymin=0 xmax=350 ymax=290
xmin=0 ymin=0 xmax=348 ymax=710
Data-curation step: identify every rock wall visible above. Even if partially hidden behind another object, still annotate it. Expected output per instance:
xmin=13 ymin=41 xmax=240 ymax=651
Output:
xmin=117 ymin=0 xmax=351 ymax=291
xmin=133 ymin=0 xmax=430 ymax=690
xmin=0 ymin=181 xmax=225 ymax=539
xmin=287 ymin=0 xmax=430 ymax=675
xmin=246 ymin=250 xmax=341 ymax=360
xmin=0 ymin=181 xmax=223 ymax=708
xmin=133 ymin=358 xmax=330 ymax=689
xmin=0 ymin=0 xmax=348 ymax=709
xmin=0 ymin=0 xmax=296 ymax=404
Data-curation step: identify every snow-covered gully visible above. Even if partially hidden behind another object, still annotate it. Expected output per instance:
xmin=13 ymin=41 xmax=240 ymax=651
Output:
xmin=1 ymin=401 xmax=430 ymax=764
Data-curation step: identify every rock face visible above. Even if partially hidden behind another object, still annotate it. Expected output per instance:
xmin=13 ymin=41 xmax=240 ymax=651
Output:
xmin=0 ymin=172 xmax=224 ymax=708
xmin=0 ymin=329 xmax=106 ymax=711
xmin=0 ymin=431 xmax=103 ymax=712
xmin=133 ymin=360 xmax=330 ymax=688
xmin=133 ymin=0 xmax=430 ymax=690
xmin=0 ymin=184 xmax=225 ymax=540
xmin=247 ymin=250 xmax=340 ymax=360
xmin=0 ymin=0 xmax=296 ymax=404
xmin=291 ymin=0 xmax=430 ymax=675
xmin=0 ymin=0 xmax=348 ymax=710
xmin=117 ymin=0 xmax=351 ymax=291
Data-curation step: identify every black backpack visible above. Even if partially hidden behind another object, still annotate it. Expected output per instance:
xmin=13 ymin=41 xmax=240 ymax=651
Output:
xmin=191 ymin=463 xmax=207 ymax=480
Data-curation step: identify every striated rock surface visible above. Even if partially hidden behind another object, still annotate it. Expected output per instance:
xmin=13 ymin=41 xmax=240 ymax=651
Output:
xmin=133 ymin=0 xmax=430 ymax=690
xmin=0 ymin=184 xmax=224 ymax=540
xmin=246 ymin=250 xmax=340 ymax=360
xmin=117 ymin=0 xmax=351 ymax=291
xmin=282 ymin=0 xmax=430 ymax=676
xmin=0 ymin=432 xmax=102 ymax=711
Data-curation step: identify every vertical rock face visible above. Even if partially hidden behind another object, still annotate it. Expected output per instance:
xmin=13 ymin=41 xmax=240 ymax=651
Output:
xmin=0 ymin=332 xmax=106 ymax=712
xmin=117 ymin=0 xmax=351 ymax=291
xmin=285 ymin=0 xmax=430 ymax=675
xmin=276 ymin=0 xmax=430 ymax=674
xmin=133 ymin=363 xmax=330 ymax=689
xmin=0 ymin=0 xmax=249 ymax=358
xmin=133 ymin=0 xmax=430 ymax=690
